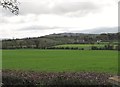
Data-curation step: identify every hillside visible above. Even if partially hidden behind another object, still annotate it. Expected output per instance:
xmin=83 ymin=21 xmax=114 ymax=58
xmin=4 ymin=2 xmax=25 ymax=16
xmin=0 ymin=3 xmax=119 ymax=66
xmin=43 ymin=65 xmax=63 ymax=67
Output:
xmin=2 ymin=32 xmax=119 ymax=49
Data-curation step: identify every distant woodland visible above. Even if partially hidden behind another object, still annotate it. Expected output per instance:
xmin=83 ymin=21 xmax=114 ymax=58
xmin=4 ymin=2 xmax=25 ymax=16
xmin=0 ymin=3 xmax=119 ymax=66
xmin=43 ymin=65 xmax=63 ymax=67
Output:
xmin=1 ymin=32 xmax=120 ymax=50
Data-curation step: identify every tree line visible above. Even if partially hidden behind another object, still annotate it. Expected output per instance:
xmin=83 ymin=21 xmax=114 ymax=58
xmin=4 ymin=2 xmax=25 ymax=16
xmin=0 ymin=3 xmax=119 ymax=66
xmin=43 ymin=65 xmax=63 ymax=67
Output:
xmin=2 ymin=32 xmax=120 ymax=50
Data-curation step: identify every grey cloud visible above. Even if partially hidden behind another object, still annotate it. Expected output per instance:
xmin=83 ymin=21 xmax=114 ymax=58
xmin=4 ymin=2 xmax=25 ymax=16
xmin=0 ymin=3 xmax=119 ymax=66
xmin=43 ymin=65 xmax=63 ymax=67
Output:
xmin=19 ymin=25 xmax=118 ymax=34
xmin=0 ymin=17 xmax=16 ymax=24
xmin=91 ymin=27 xmax=118 ymax=34
xmin=19 ymin=1 xmax=100 ymax=17
xmin=52 ymin=2 xmax=99 ymax=15
xmin=19 ymin=25 xmax=65 ymax=31
xmin=0 ymin=14 xmax=38 ymax=24
xmin=0 ymin=18 xmax=5 ymax=23
xmin=72 ymin=27 xmax=118 ymax=34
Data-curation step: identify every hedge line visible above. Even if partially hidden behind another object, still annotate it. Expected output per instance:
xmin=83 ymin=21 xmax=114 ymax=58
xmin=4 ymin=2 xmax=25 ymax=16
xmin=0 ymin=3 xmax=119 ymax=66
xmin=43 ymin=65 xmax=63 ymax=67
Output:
xmin=2 ymin=70 xmax=113 ymax=87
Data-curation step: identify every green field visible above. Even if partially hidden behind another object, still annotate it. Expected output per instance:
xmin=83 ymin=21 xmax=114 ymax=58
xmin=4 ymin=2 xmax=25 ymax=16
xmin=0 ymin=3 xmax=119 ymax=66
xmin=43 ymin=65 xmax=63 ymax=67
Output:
xmin=54 ymin=44 xmax=105 ymax=49
xmin=2 ymin=50 xmax=118 ymax=73
xmin=54 ymin=43 xmax=118 ymax=50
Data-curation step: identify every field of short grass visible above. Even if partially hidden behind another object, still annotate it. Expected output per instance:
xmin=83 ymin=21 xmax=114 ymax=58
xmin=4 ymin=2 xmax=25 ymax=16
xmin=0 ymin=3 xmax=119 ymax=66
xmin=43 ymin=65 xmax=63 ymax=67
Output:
xmin=54 ymin=44 xmax=105 ymax=49
xmin=2 ymin=50 xmax=118 ymax=73
xmin=54 ymin=43 xmax=118 ymax=50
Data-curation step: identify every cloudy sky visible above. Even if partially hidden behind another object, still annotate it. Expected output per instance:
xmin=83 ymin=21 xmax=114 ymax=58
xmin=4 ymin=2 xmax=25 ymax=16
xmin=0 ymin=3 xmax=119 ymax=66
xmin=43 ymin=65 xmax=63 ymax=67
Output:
xmin=0 ymin=0 xmax=118 ymax=39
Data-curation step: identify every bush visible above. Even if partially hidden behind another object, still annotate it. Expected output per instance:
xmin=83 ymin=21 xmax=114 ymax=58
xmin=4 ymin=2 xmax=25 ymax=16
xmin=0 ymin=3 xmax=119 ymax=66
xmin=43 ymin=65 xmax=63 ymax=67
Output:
xmin=2 ymin=75 xmax=36 ymax=87
xmin=2 ymin=70 xmax=113 ymax=87
xmin=91 ymin=46 xmax=98 ymax=50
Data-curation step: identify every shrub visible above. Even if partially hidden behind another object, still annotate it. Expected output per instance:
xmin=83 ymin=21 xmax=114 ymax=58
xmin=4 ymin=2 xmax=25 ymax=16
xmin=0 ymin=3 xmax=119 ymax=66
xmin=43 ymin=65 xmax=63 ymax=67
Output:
xmin=2 ymin=70 xmax=113 ymax=87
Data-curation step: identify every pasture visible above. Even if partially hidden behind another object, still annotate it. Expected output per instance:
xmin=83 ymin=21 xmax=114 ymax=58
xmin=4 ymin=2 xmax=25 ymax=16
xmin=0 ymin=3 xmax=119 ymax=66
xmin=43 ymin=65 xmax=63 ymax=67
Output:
xmin=54 ymin=44 xmax=105 ymax=50
xmin=54 ymin=43 xmax=118 ymax=50
xmin=2 ymin=50 xmax=118 ymax=73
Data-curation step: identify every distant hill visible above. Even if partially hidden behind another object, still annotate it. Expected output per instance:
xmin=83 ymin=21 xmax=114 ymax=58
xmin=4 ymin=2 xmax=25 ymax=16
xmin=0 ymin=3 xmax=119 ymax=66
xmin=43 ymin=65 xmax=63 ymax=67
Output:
xmin=2 ymin=32 xmax=119 ymax=49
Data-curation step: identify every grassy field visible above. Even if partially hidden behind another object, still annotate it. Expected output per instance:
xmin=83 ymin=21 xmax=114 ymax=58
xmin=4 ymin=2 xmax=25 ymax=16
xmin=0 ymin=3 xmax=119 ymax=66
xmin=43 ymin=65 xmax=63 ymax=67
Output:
xmin=2 ymin=50 xmax=118 ymax=73
xmin=54 ymin=44 xmax=105 ymax=49
xmin=54 ymin=43 xmax=118 ymax=50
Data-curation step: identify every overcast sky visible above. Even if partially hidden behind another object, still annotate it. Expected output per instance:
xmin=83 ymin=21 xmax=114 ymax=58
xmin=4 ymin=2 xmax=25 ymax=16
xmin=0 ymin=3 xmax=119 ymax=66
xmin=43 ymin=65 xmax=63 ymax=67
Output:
xmin=0 ymin=0 xmax=118 ymax=39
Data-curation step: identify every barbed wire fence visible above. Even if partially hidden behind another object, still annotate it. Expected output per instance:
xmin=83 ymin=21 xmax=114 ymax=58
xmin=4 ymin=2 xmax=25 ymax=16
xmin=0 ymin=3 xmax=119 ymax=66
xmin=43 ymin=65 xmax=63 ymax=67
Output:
xmin=0 ymin=0 xmax=19 ymax=15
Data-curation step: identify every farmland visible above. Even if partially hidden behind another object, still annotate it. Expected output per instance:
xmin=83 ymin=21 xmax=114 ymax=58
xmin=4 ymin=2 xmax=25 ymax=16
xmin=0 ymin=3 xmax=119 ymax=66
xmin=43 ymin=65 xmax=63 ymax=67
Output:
xmin=54 ymin=44 xmax=105 ymax=50
xmin=54 ymin=42 xmax=118 ymax=50
xmin=2 ymin=32 xmax=119 ymax=86
xmin=2 ymin=49 xmax=118 ymax=73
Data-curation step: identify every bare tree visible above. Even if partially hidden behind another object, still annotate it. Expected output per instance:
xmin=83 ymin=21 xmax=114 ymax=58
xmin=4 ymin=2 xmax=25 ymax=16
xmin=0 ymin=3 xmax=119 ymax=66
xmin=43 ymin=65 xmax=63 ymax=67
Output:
xmin=0 ymin=0 xmax=19 ymax=15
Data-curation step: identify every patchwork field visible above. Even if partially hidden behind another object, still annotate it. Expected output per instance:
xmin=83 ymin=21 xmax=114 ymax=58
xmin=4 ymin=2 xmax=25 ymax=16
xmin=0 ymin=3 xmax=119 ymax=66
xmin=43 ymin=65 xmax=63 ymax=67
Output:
xmin=2 ymin=50 xmax=118 ymax=73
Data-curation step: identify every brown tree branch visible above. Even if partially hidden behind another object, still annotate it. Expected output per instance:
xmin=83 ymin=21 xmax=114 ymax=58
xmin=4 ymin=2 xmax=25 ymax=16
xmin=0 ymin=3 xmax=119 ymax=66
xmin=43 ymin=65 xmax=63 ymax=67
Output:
xmin=0 ymin=0 xmax=19 ymax=15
